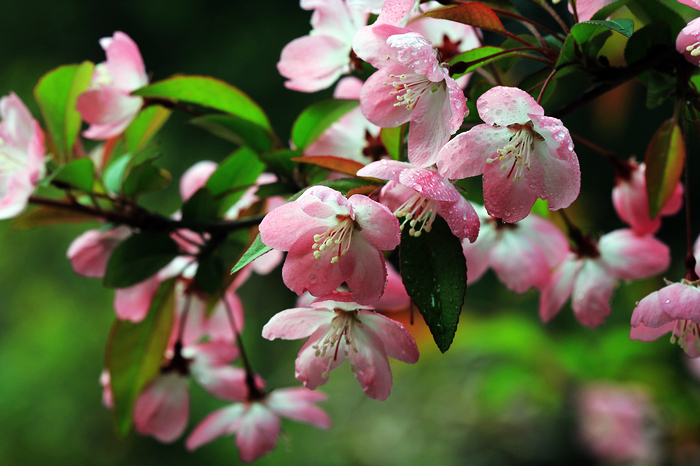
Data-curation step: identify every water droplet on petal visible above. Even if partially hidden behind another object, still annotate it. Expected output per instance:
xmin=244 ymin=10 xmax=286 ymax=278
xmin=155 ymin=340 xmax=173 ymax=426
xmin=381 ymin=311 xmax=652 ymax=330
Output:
xmin=665 ymin=299 xmax=671 ymax=304
xmin=504 ymin=210 xmax=511 ymax=217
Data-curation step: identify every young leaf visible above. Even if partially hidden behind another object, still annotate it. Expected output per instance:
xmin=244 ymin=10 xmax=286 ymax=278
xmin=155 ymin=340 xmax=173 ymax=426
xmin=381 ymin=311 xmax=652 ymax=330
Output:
xmin=133 ymin=75 xmax=272 ymax=130
xmin=125 ymin=106 xmax=172 ymax=153
xmin=122 ymin=159 xmax=171 ymax=198
xmin=103 ymin=154 xmax=132 ymax=194
xmin=425 ymin=3 xmax=506 ymax=34
xmin=645 ymin=119 xmax=684 ymax=218
xmin=399 ymin=216 xmax=467 ymax=353
xmin=291 ymin=99 xmax=359 ymax=151
xmin=206 ymin=147 xmax=266 ymax=215
xmin=106 ymin=278 xmax=175 ymax=437
xmin=189 ymin=114 xmax=276 ymax=153
xmin=291 ymin=155 xmax=365 ymax=176
xmin=231 ymin=234 xmax=272 ymax=274
xmin=52 ymin=158 xmax=95 ymax=192
xmin=449 ymin=46 xmax=505 ymax=78
xmin=34 ymin=62 xmax=94 ymax=161
xmin=104 ymin=231 xmax=180 ymax=288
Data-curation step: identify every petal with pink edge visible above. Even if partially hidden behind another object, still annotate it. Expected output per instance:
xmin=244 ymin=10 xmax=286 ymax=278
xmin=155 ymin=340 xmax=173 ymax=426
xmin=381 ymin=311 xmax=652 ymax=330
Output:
xmin=133 ymin=373 xmax=189 ymax=443
xmin=476 ymin=86 xmax=543 ymax=126
xmin=267 ymin=387 xmax=331 ymax=429
xmin=236 ymin=404 xmax=281 ymax=463
xmin=186 ymin=404 xmax=244 ymax=450
xmin=357 ymin=311 xmax=419 ymax=363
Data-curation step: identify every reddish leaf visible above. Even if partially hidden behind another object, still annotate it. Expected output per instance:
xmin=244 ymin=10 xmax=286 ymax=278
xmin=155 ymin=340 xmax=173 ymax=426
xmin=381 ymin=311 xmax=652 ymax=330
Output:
xmin=12 ymin=205 xmax=96 ymax=230
xmin=346 ymin=185 xmax=379 ymax=197
xmin=425 ymin=3 xmax=506 ymax=34
xmin=291 ymin=155 xmax=366 ymax=176
xmin=644 ymin=119 xmax=685 ymax=218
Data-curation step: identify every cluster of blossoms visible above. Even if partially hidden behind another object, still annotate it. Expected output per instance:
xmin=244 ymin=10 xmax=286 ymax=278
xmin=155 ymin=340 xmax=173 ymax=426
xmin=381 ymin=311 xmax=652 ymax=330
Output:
xmin=4 ymin=0 xmax=700 ymax=462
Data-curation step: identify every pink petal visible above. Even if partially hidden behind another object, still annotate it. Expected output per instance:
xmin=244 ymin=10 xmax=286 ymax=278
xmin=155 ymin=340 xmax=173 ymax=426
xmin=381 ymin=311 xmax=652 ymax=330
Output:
xmin=386 ymin=32 xmax=444 ymax=82
xmin=180 ymin=161 xmax=217 ymax=202
xmin=333 ymin=76 xmax=364 ymax=99
xmin=194 ymin=366 xmax=249 ymax=402
xmin=236 ymin=404 xmax=281 ymax=463
xmin=678 ymin=18 xmax=700 ymax=66
xmin=356 ymin=160 xmax=413 ymax=181
xmin=100 ymin=31 xmax=148 ymax=91
xmin=482 ymin=161 xmax=539 ymax=223
xmin=490 ymin=228 xmax=553 ymax=293
xmin=477 ymin=86 xmax=543 ymax=126
xmin=631 ymin=288 xmax=674 ymax=328
xmin=539 ymin=256 xmax=580 ymax=322
xmin=278 ymin=35 xmax=351 ymax=93
xmin=375 ymin=0 xmax=416 ymax=26
xmin=66 ymin=226 xmax=131 ymax=278
xmin=76 ymin=88 xmax=142 ymax=139
xmin=630 ymin=321 xmax=676 ymax=342
xmin=398 ymin=168 xmax=459 ymax=202
xmin=462 ymin=216 xmax=497 ymax=284
xmin=349 ymin=193 xmax=401 ymax=250
xmin=357 ymin=310 xmax=419 ymax=363
xmin=571 ymin=260 xmax=618 ymax=328
xmin=658 ymin=283 xmax=700 ymax=323
xmin=598 ymin=229 xmax=670 ymax=280
xmin=259 ymin=201 xmax=329 ymax=251
xmin=262 ymin=307 xmax=333 ymax=340
xmin=133 ymin=373 xmax=189 ymax=443
xmin=114 ymin=276 xmax=160 ymax=322
xmin=186 ymin=404 xmax=244 ymax=450
xmin=349 ymin=324 xmax=393 ymax=400
xmin=282 ymin=232 xmax=346 ymax=297
xmin=352 ymin=23 xmax=409 ymax=68
xmin=266 ymin=387 xmax=331 ymax=429
xmin=359 ymin=66 xmax=414 ymax=128
xmin=295 ymin=325 xmax=347 ymax=389
xmin=406 ymin=84 xmax=456 ymax=168
xmin=341 ymin=235 xmax=389 ymax=305
xmin=373 ymin=262 xmax=410 ymax=310
xmin=437 ymin=126 xmax=505 ymax=180
xmin=438 ymin=194 xmax=480 ymax=242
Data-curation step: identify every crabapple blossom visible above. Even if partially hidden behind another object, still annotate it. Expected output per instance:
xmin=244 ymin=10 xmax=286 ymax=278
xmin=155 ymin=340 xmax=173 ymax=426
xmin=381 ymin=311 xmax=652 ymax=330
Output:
xmin=0 ymin=93 xmax=45 ymax=219
xmin=259 ymin=186 xmax=400 ymax=305
xmin=262 ymin=291 xmax=419 ymax=400
xmin=66 ymin=226 xmax=132 ymax=278
xmin=438 ymin=86 xmax=580 ymax=223
xmin=277 ymin=0 xmax=369 ymax=92
xmin=462 ymin=204 xmax=568 ymax=293
xmin=353 ymin=20 xmax=467 ymax=167
xmin=187 ymin=387 xmax=331 ymax=462
xmin=677 ymin=18 xmax=700 ymax=66
xmin=612 ymin=159 xmax=683 ymax=235
xmin=567 ymin=0 xmax=614 ymax=22
xmin=541 ymin=229 xmax=670 ymax=328
xmin=357 ymin=159 xmax=479 ymax=241
xmin=76 ymin=32 xmax=149 ymax=139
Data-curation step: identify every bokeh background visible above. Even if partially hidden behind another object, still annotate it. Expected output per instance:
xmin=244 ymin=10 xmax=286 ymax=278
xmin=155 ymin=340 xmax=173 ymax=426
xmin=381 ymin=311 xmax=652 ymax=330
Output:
xmin=1 ymin=1 xmax=700 ymax=465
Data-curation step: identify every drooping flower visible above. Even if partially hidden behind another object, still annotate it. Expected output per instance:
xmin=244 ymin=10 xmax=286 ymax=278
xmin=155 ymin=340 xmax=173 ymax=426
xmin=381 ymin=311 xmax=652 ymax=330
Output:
xmin=437 ymin=86 xmax=580 ymax=223
xmin=357 ymin=159 xmax=479 ymax=241
xmin=353 ymin=16 xmax=467 ymax=167
xmin=76 ymin=31 xmax=148 ymax=139
xmin=541 ymin=229 xmax=670 ymax=328
xmin=612 ymin=159 xmax=683 ymax=235
xmin=262 ymin=291 xmax=419 ymax=400
xmin=259 ymin=186 xmax=400 ymax=305
xmin=462 ymin=204 xmax=568 ymax=293
xmin=678 ymin=18 xmax=700 ymax=66
xmin=187 ymin=386 xmax=331 ymax=462
xmin=66 ymin=226 xmax=132 ymax=278
xmin=277 ymin=0 xmax=369 ymax=92
xmin=0 ymin=93 xmax=45 ymax=219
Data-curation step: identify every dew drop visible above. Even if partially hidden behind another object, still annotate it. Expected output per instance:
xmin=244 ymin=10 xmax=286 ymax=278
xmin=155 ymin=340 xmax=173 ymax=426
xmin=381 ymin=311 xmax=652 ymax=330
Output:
xmin=504 ymin=210 xmax=511 ymax=217
xmin=665 ymin=299 xmax=671 ymax=304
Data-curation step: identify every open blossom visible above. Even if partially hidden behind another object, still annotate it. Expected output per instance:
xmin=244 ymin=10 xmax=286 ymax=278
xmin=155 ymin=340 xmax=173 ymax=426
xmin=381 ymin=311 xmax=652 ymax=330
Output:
xmin=277 ymin=0 xmax=369 ymax=92
xmin=259 ymin=186 xmax=400 ymax=305
xmin=612 ymin=159 xmax=683 ymax=235
xmin=462 ymin=204 xmax=568 ymax=293
xmin=678 ymin=18 xmax=700 ymax=66
xmin=262 ymin=291 xmax=419 ymax=400
xmin=187 ymin=387 xmax=331 ymax=462
xmin=541 ymin=229 xmax=670 ymax=328
xmin=357 ymin=159 xmax=479 ymax=241
xmin=438 ymin=86 xmax=580 ymax=223
xmin=353 ymin=12 xmax=467 ymax=167
xmin=76 ymin=31 xmax=148 ymax=139
xmin=0 ymin=93 xmax=45 ymax=219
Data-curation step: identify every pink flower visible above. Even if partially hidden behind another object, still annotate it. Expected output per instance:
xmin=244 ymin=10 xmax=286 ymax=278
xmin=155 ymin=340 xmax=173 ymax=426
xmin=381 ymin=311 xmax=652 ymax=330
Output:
xmin=187 ymin=387 xmax=331 ymax=462
xmin=0 ymin=93 xmax=45 ymax=219
xmin=462 ymin=204 xmax=568 ymax=293
xmin=569 ymin=0 xmax=613 ymax=22
xmin=76 ymin=32 xmax=148 ymax=139
xmin=66 ymin=226 xmax=132 ymax=278
xmin=438 ymin=86 xmax=580 ymax=223
xmin=612 ymin=159 xmax=683 ymax=235
xmin=259 ymin=186 xmax=400 ymax=305
xmin=541 ymin=229 xmax=670 ymax=328
xmin=353 ymin=21 xmax=467 ymax=167
xmin=179 ymin=160 xmax=218 ymax=202
xmin=277 ymin=0 xmax=369 ymax=92
xmin=262 ymin=291 xmax=419 ymax=400
xmin=630 ymin=281 xmax=700 ymax=357
xmin=357 ymin=159 xmax=480 ymax=241
xmin=678 ymin=18 xmax=700 ymax=66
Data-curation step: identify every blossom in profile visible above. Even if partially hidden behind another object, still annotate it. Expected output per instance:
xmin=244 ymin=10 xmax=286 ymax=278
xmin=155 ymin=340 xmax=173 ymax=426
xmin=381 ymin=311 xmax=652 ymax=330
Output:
xmin=678 ymin=18 xmax=700 ymax=66
xmin=612 ymin=159 xmax=683 ymax=235
xmin=438 ymin=86 xmax=580 ymax=223
xmin=0 ymin=92 xmax=45 ymax=219
xmin=187 ymin=386 xmax=331 ymax=462
xmin=259 ymin=186 xmax=400 ymax=305
xmin=277 ymin=0 xmax=368 ymax=92
xmin=262 ymin=291 xmax=419 ymax=400
xmin=66 ymin=226 xmax=132 ymax=278
xmin=541 ymin=229 xmax=670 ymax=328
xmin=76 ymin=31 xmax=148 ymax=139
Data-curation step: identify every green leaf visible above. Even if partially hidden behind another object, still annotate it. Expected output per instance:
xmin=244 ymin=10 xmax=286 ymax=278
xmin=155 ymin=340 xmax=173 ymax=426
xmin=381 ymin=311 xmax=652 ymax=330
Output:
xmin=555 ymin=35 xmax=579 ymax=69
xmin=231 ymin=234 xmax=272 ymax=274
xmin=425 ymin=3 xmax=506 ymax=34
xmin=133 ymin=75 xmax=271 ymax=130
xmin=260 ymin=149 xmax=300 ymax=179
xmin=206 ymin=147 xmax=266 ymax=215
xmin=181 ymin=188 xmax=217 ymax=221
xmin=627 ymin=0 xmax=686 ymax=36
xmin=104 ymin=231 xmax=180 ymax=288
xmin=380 ymin=125 xmax=406 ymax=161
xmin=195 ymin=251 xmax=224 ymax=295
xmin=571 ymin=19 xmax=634 ymax=44
xmin=624 ymin=21 xmax=673 ymax=66
xmin=122 ymin=158 xmax=171 ymax=198
xmin=107 ymin=278 xmax=175 ymax=437
xmin=449 ymin=46 xmax=505 ymax=78
xmin=399 ymin=216 xmax=467 ymax=353
xmin=646 ymin=71 xmax=675 ymax=109
xmin=52 ymin=158 xmax=94 ymax=192
xmin=645 ymin=119 xmax=684 ymax=218
xmin=189 ymin=114 xmax=276 ymax=153
xmin=591 ymin=0 xmax=633 ymax=20
xmin=125 ymin=106 xmax=172 ymax=153
xmin=34 ymin=62 xmax=94 ymax=161
xmin=103 ymin=154 xmax=131 ymax=194
xmin=291 ymin=99 xmax=359 ymax=151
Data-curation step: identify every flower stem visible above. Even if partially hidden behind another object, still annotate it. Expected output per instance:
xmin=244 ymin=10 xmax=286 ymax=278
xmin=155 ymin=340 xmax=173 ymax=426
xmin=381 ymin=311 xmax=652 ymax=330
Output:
xmin=224 ymin=299 xmax=265 ymax=400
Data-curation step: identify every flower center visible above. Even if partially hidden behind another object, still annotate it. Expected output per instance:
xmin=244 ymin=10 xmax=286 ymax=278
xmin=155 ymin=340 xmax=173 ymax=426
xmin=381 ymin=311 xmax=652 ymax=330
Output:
xmin=312 ymin=310 xmax=360 ymax=377
xmin=312 ymin=215 xmax=356 ymax=264
xmin=92 ymin=64 xmax=114 ymax=88
xmin=394 ymin=192 xmax=438 ymax=237
xmin=385 ymin=72 xmax=439 ymax=111
xmin=670 ymin=319 xmax=700 ymax=353
xmin=686 ymin=42 xmax=700 ymax=57
xmin=486 ymin=122 xmax=543 ymax=182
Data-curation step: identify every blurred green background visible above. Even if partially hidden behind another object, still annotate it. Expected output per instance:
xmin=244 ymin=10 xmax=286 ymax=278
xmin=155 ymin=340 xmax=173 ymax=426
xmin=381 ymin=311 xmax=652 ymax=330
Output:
xmin=1 ymin=1 xmax=700 ymax=465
